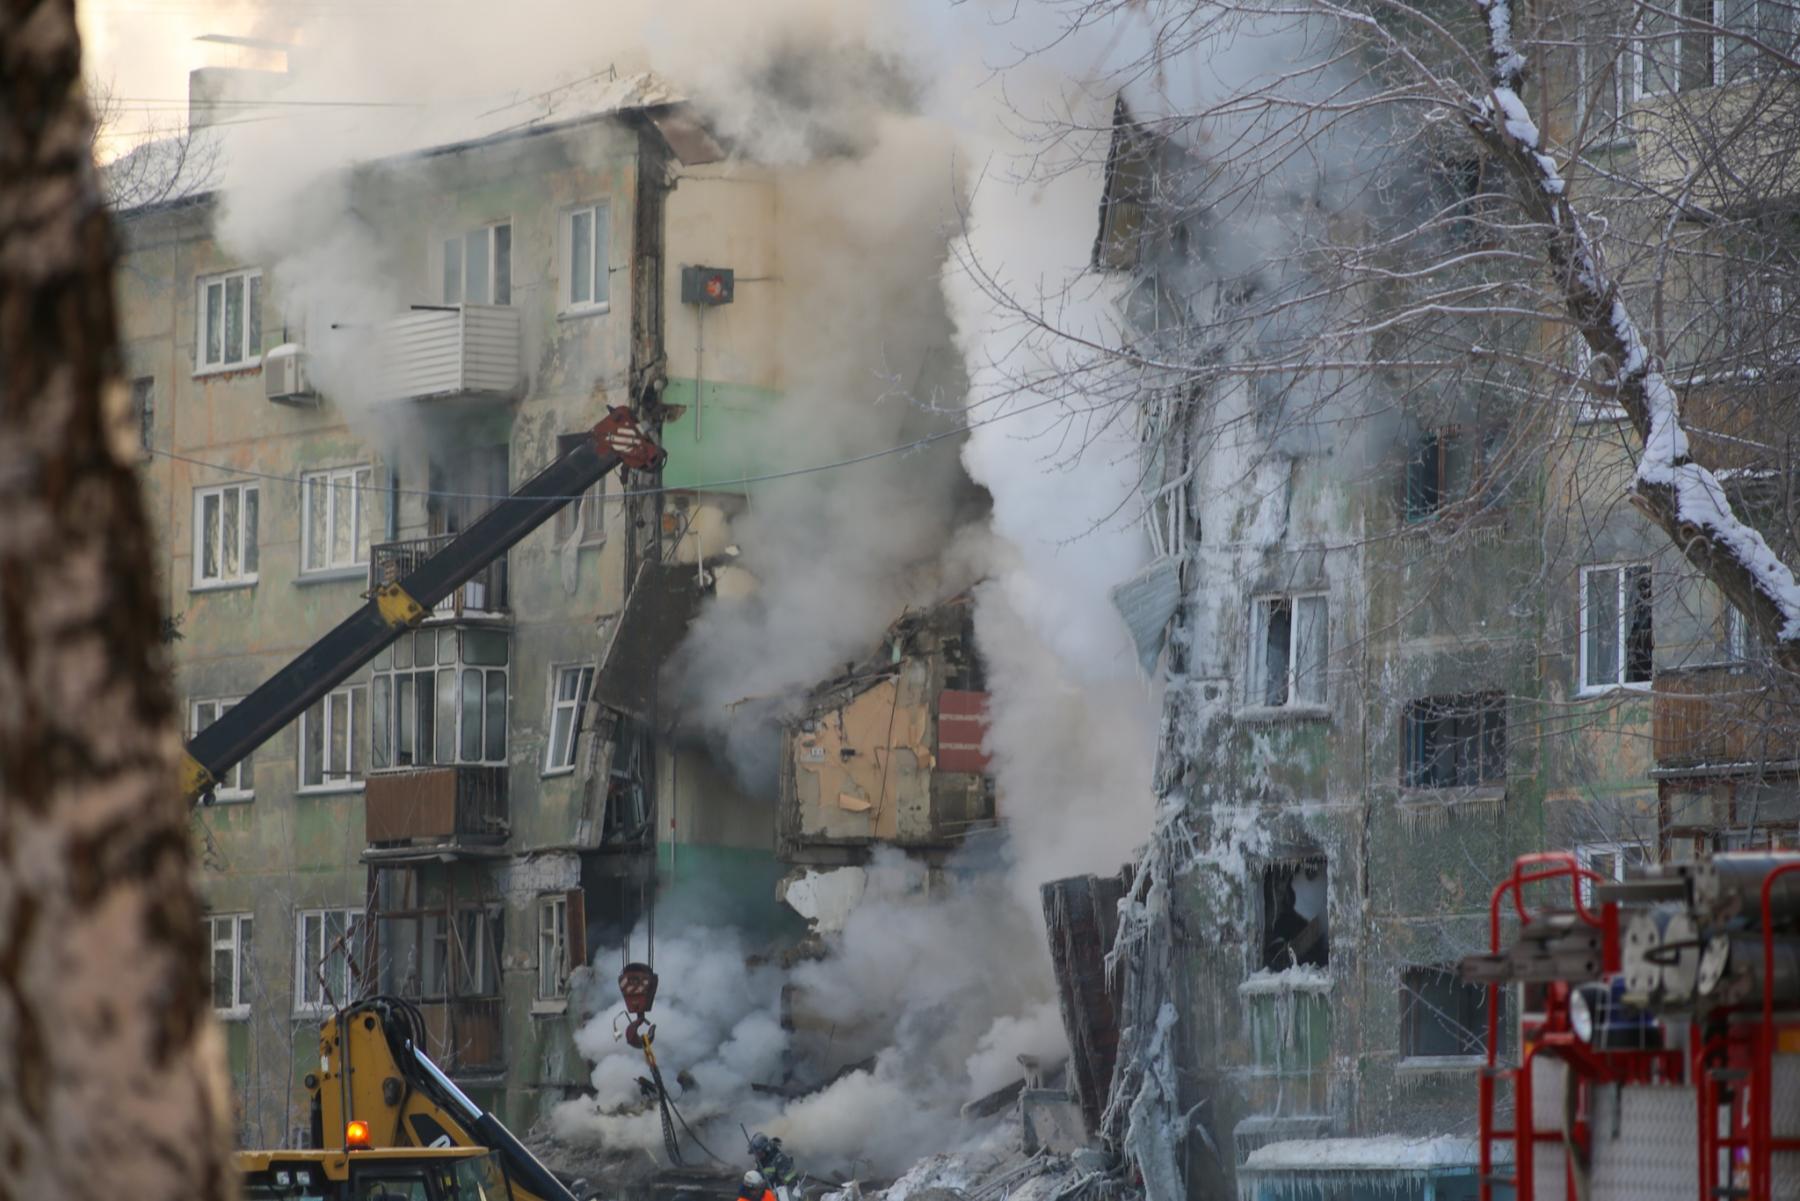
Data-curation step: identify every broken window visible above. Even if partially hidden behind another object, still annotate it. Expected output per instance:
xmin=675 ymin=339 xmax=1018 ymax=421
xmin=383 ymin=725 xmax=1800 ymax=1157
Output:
xmin=294 ymin=907 xmax=362 ymax=1016
xmin=191 ymin=698 xmax=251 ymax=798
xmin=1260 ymin=857 xmax=1329 ymax=971
xmin=1401 ymin=965 xmax=1490 ymax=1059
xmin=1403 ymin=692 xmax=1507 ymax=789
xmin=299 ymin=683 xmax=366 ymax=791
xmin=300 ymin=465 xmax=371 ymax=573
xmin=1581 ymin=563 xmax=1654 ymax=692
xmin=196 ymin=267 xmax=262 ymax=370
xmin=193 ymin=481 xmax=259 ymax=587
xmin=552 ymin=433 xmax=608 ymax=545
xmin=204 ymin=912 xmax=254 ymax=1018
xmin=563 ymin=202 xmax=611 ymax=311
xmin=1092 ymin=98 xmax=1156 ymax=273
xmin=1249 ymin=595 xmax=1327 ymax=708
xmin=1404 ymin=425 xmax=1507 ymax=521
xmin=443 ymin=221 xmax=511 ymax=306
xmin=536 ymin=891 xmax=585 ymax=1001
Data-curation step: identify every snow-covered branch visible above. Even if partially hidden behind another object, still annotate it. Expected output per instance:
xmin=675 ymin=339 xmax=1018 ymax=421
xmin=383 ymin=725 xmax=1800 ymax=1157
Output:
xmin=1467 ymin=0 xmax=1800 ymax=658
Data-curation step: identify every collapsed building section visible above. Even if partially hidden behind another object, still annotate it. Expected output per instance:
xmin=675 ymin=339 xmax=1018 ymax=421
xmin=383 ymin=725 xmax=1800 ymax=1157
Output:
xmin=777 ymin=596 xmax=996 ymax=873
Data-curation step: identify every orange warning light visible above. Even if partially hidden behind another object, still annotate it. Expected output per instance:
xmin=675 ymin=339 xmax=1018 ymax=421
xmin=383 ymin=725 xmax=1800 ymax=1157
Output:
xmin=346 ymin=1120 xmax=371 ymax=1149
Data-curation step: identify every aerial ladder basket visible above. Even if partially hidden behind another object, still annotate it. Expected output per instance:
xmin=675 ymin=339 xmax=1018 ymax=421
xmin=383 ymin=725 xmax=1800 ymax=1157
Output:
xmin=1466 ymin=850 xmax=1800 ymax=1201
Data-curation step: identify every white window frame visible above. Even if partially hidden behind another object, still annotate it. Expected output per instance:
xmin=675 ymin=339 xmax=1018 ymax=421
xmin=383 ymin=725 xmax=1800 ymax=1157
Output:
xmin=1728 ymin=603 xmax=1763 ymax=662
xmin=441 ymin=220 xmax=513 ymax=307
xmin=293 ymin=907 xmax=363 ymax=1016
xmin=191 ymin=697 xmax=251 ymax=799
xmin=560 ymin=202 xmax=612 ymax=314
xmin=1577 ymin=841 xmax=1651 ymax=905
xmin=544 ymin=664 xmax=596 ymax=776
xmin=206 ymin=912 xmax=254 ymax=1019
xmin=299 ymin=684 xmax=365 ymax=793
xmin=195 ymin=267 xmax=263 ymax=374
xmin=1578 ymin=562 xmax=1655 ymax=695
xmin=1575 ymin=32 xmax=1629 ymax=141
xmin=370 ymin=630 xmax=509 ymax=772
xmin=192 ymin=482 xmax=260 ymax=589
xmin=1247 ymin=593 xmax=1329 ymax=711
xmin=537 ymin=894 xmax=570 ymax=1001
xmin=300 ymin=465 xmax=373 ymax=575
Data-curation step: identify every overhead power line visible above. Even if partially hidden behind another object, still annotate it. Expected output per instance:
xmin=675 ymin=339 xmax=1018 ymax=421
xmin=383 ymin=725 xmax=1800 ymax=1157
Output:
xmin=141 ymin=393 xmax=1069 ymax=503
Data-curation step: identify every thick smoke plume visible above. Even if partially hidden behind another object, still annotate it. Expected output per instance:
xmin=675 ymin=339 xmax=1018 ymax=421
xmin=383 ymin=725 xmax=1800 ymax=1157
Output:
xmin=96 ymin=0 xmax=1197 ymax=1180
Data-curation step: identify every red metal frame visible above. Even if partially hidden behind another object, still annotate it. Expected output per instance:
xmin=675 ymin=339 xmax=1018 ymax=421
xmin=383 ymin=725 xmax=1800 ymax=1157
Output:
xmin=1478 ymin=852 xmax=1800 ymax=1201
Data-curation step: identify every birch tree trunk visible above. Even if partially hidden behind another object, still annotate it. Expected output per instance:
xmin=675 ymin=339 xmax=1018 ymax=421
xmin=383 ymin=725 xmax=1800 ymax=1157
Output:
xmin=0 ymin=3 xmax=236 ymax=1198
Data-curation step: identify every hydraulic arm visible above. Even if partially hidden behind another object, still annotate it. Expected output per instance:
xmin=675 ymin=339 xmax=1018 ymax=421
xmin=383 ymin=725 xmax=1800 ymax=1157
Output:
xmin=180 ymin=406 xmax=665 ymax=804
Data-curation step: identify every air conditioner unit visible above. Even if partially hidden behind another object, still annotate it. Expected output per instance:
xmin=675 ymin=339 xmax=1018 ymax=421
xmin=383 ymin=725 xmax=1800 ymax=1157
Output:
xmin=264 ymin=343 xmax=316 ymax=406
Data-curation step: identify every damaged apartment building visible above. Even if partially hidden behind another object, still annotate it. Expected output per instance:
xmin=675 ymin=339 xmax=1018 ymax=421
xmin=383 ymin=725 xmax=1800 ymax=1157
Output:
xmin=117 ymin=59 xmax=912 ymax=1141
xmin=1044 ymin=31 xmax=1800 ymax=1201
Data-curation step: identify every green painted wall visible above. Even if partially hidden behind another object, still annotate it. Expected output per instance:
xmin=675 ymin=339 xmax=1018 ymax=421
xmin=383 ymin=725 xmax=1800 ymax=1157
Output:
xmin=659 ymin=378 xmax=781 ymax=492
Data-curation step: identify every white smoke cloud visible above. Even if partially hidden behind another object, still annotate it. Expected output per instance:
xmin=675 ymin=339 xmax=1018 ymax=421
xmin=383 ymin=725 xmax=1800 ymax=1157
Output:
xmin=94 ymin=0 xmax=1191 ymax=1180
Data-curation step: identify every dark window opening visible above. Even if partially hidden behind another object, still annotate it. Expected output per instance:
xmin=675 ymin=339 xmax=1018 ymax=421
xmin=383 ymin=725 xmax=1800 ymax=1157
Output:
xmin=1626 ymin=566 xmax=1655 ymax=683
xmin=1261 ymin=857 xmax=1329 ymax=971
xmin=1262 ymin=598 xmax=1292 ymax=707
xmin=132 ymin=377 xmax=154 ymax=451
xmin=1434 ymin=155 xmax=1493 ymax=243
xmin=1405 ymin=425 xmax=1506 ymax=521
xmin=1401 ymin=964 xmax=1490 ymax=1058
xmin=1403 ymin=691 xmax=1507 ymax=788
xmin=1093 ymin=97 xmax=1157 ymax=272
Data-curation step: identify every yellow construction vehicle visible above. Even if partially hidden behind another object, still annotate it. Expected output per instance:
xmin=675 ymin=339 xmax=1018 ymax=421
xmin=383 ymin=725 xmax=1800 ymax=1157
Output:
xmin=237 ymin=998 xmax=588 ymax=1201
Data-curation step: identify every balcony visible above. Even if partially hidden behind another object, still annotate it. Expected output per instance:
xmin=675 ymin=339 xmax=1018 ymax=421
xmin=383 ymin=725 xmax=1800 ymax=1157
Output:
xmin=1653 ymin=665 xmax=1800 ymax=772
xmin=374 ymin=304 xmax=521 ymax=405
xmin=417 ymin=997 xmax=503 ymax=1076
xmin=364 ymin=765 xmax=508 ymax=857
xmin=370 ymin=534 xmax=508 ymax=619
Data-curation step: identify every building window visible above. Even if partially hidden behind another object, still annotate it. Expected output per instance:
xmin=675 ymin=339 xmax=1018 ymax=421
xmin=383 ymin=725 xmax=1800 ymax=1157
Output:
xmin=205 ymin=913 xmax=253 ymax=1018
xmin=301 ymin=466 xmax=372 ymax=574
xmin=191 ymin=698 xmax=251 ymax=799
xmin=536 ymin=892 xmax=585 ymax=1001
xmin=1249 ymin=595 xmax=1327 ymax=708
xmin=1404 ymin=426 xmax=1506 ymax=520
xmin=1727 ymin=604 xmax=1764 ymax=663
xmin=1401 ymin=965 xmax=1490 ymax=1059
xmin=294 ymin=908 xmax=362 ymax=1015
xmin=1242 ymin=974 xmax=1331 ymax=1116
xmin=1634 ymin=0 xmax=1713 ymax=97
xmin=1578 ymin=841 xmax=1653 ymax=904
xmin=193 ymin=482 xmax=259 ymax=587
xmin=1260 ymin=857 xmax=1329 ymax=971
xmin=196 ymin=268 xmax=262 ymax=371
xmin=131 ymin=377 xmax=155 ymax=452
xmin=545 ymin=664 xmax=595 ymax=774
xmin=552 ymin=433 xmax=608 ymax=545
xmin=443 ymin=222 xmax=512 ymax=306
xmin=1576 ymin=28 xmax=1626 ymax=138
xmin=562 ymin=203 xmax=611 ymax=311
xmin=1714 ymin=0 xmax=1794 ymax=83
xmin=371 ymin=628 xmax=508 ymax=770
xmin=1580 ymin=564 xmax=1654 ymax=693
xmin=1403 ymin=692 xmax=1507 ymax=789
xmin=299 ymin=684 xmax=365 ymax=791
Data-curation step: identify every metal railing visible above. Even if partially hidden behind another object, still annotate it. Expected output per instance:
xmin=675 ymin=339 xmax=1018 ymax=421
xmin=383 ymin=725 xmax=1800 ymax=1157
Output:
xmin=370 ymin=533 xmax=509 ymax=617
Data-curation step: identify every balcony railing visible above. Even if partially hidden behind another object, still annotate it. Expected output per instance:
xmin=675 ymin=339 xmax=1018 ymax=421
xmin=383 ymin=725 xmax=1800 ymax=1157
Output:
xmin=1653 ymin=664 xmax=1800 ymax=770
xmin=370 ymin=534 xmax=508 ymax=619
xmin=374 ymin=304 xmax=521 ymax=404
xmin=364 ymin=765 xmax=508 ymax=853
